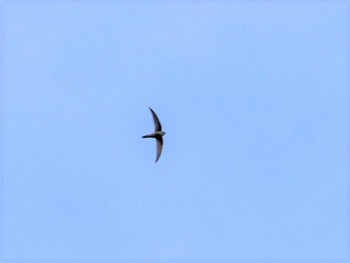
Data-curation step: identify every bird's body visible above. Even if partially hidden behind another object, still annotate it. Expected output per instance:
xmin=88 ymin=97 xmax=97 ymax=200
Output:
xmin=142 ymin=108 xmax=166 ymax=162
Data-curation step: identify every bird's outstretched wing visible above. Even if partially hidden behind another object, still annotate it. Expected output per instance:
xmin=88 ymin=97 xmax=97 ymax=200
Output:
xmin=149 ymin=107 xmax=162 ymax=132
xmin=155 ymin=137 xmax=163 ymax=163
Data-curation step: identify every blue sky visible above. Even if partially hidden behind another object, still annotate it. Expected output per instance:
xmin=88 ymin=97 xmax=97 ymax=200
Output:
xmin=2 ymin=1 xmax=348 ymax=262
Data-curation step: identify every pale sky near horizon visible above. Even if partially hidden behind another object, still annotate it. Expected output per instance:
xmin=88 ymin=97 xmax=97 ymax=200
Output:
xmin=3 ymin=1 xmax=348 ymax=262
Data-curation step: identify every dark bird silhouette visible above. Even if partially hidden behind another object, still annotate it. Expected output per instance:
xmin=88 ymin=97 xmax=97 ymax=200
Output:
xmin=142 ymin=107 xmax=166 ymax=163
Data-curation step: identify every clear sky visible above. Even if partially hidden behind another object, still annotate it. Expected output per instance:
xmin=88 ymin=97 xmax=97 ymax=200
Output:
xmin=3 ymin=1 xmax=348 ymax=262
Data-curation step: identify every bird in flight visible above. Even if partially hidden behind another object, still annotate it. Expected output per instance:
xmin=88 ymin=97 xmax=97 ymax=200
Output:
xmin=142 ymin=107 xmax=166 ymax=163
